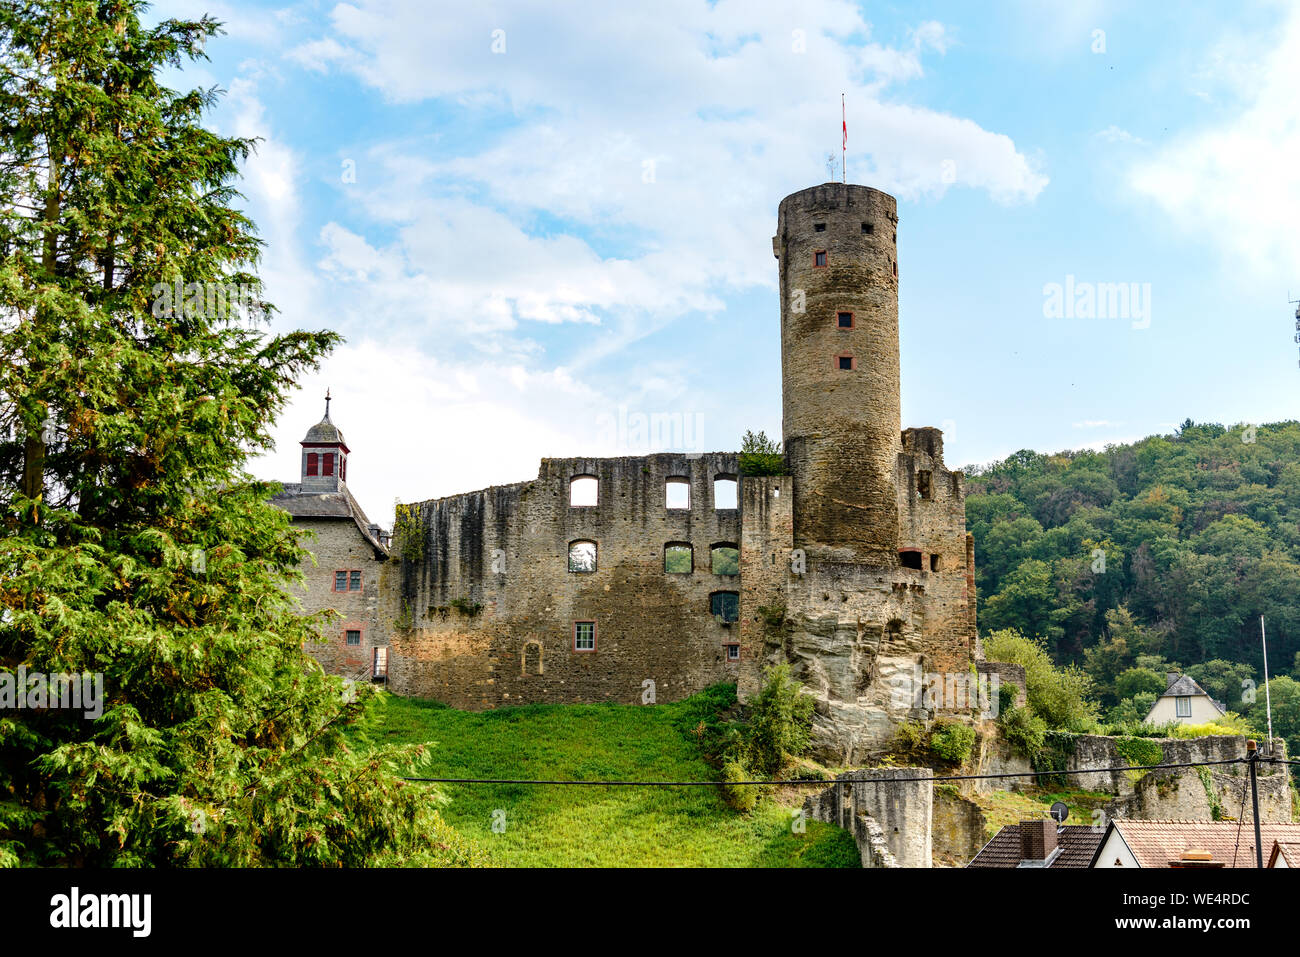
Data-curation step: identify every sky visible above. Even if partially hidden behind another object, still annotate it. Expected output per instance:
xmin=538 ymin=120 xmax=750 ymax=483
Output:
xmin=148 ymin=0 xmax=1300 ymax=528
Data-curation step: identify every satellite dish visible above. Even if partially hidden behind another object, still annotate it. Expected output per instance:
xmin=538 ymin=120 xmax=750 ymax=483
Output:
xmin=1050 ymin=802 xmax=1069 ymax=825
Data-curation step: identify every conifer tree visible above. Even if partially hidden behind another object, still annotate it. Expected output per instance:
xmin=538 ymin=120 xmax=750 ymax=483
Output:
xmin=0 ymin=0 xmax=480 ymax=866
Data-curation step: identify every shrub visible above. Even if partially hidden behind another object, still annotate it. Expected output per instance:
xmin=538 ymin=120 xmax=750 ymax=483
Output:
xmin=721 ymin=760 xmax=757 ymax=813
xmin=983 ymin=629 xmax=1099 ymax=730
xmin=999 ymin=705 xmax=1047 ymax=756
xmin=1168 ymin=714 xmax=1259 ymax=738
xmin=997 ymin=682 xmax=1019 ymax=717
xmin=894 ymin=720 xmax=927 ymax=753
xmin=1115 ymin=736 xmax=1164 ymax=768
xmin=746 ymin=665 xmax=816 ymax=775
xmin=739 ymin=430 xmax=785 ymax=476
xmin=930 ymin=721 xmax=976 ymax=764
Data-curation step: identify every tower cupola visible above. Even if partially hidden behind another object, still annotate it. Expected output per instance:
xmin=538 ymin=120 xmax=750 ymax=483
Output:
xmin=300 ymin=389 xmax=350 ymax=491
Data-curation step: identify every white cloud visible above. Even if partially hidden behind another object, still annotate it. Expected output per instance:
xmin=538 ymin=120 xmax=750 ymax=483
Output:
xmin=244 ymin=1 xmax=1053 ymax=516
xmin=1095 ymin=125 xmax=1147 ymax=146
xmin=1127 ymin=6 xmax=1300 ymax=278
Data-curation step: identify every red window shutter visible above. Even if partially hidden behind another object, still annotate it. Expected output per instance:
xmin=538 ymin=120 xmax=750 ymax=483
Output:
xmin=323 ymin=453 xmax=334 ymax=476
xmin=307 ymin=452 xmax=318 ymax=476
xmin=341 ymin=456 xmax=347 ymax=480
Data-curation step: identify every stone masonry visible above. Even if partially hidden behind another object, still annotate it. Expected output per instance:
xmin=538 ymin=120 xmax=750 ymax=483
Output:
xmin=271 ymin=182 xmax=980 ymax=757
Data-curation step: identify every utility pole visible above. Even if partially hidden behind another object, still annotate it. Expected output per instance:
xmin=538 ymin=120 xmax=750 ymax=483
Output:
xmin=1247 ymin=739 xmax=1263 ymax=868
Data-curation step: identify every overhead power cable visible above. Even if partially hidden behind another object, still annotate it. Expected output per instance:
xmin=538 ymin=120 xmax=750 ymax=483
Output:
xmin=403 ymin=755 xmax=1250 ymax=787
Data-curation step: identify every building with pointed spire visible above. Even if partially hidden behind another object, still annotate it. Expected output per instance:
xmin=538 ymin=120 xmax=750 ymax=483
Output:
xmin=271 ymin=394 xmax=391 ymax=682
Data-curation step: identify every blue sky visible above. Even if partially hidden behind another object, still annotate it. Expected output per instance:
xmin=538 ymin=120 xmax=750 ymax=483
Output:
xmin=149 ymin=0 xmax=1300 ymax=526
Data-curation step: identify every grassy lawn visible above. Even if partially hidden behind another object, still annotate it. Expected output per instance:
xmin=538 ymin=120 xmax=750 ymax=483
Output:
xmin=350 ymin=689 xmax=859 ymax=867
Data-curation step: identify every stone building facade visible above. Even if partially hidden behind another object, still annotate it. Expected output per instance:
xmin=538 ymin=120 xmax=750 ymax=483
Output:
xmin=272 ymin=182 xmax=981 ymax=760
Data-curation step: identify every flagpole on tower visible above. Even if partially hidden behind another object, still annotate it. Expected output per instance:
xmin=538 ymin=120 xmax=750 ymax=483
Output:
xmin=841 ymin=93 xmax=846 ymax=183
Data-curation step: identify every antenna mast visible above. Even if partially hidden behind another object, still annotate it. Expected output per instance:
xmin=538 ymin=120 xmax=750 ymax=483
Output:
xmin=1291 ymin=293 xmax=1300 ymax=368
xmin=1260 ymin=615 xmax=1274 ymax=753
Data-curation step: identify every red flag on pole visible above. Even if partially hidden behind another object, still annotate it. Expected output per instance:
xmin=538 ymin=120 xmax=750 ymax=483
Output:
xmin=841 ymin=93 xmax=846 ymax=183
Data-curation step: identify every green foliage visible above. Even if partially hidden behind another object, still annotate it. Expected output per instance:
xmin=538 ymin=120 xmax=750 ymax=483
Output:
xmin=743 ymin=665 xmax=815 ymax=776
xmin=997 ymin=681 xmax=1019 ymax=716
xmin=392 ymin=504 xmax=424 ymax=561
xmin=1251 ymin=676 xmax=1300 ymax=761
xmin=739 ymin=430 xmax=785 ymax=476
xmin=929 ymin=720 xmax=976 ymax=764
xmin=1031 ymin=731 xmax=1080 ymax=788
xmin=1196 ymin=766 xmax=1224 ymax=820
xmin=720 ymin=760 xmax=758 ymax=813
xmin=999 ymin=705 xmax=1048 ymax=756
xmin=1166 ymin=714 xmax=1259 ymax=738
xmin=0 ymin=3 xmax=472 ymax=866
xmin=1115 ymin=736 xmax=1164 ymax=768
xmin=1114 ymin=667 xmax=1166 ymax=701
xmin=894 ymin=720 xmax=927 ymax=753
xmin=967 ymin=422 xmax=1300 ymax=685
xmin=983 ymin=630 xmax=1099 ymax=730
xmin=449 ymin=596 xmax=483 ymax=617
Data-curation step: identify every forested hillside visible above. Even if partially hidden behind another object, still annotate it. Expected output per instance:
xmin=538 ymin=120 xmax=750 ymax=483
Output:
xmin=966 ymin=420 xmax=1300 ymax=725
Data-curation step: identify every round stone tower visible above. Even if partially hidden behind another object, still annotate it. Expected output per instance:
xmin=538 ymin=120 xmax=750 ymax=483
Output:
xmin=775 ymin=183 xmax=900 ymax=562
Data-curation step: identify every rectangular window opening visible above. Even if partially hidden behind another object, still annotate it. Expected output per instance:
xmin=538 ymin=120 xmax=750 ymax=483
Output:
xmin=899 ymin=550 xmax=923 ymax=570
xmin=665 ymin=479 xmax=690 ymax=510
xmin=917 ymin=470 xmax=932 ymax=501
xmin=345 ymin=629 xmax=361 ymax=646
xmin=929 ymin=554 xmax=940 ymax=572
xmin=333 ymin=570 xmax=347 ymax=592
xmin=574 ymin=621 xmax=596 ymax=652
xmin=726 ymin=644 xmax=740 ymax=661
xmin=1176 ymin=696 xmax=1192 ymax=717
xmin=813 ymin=250 xmax=827 ymax=267
xmin=350 ymin=570 xmax=362 ymax=591
xmin=837 ymin=311 xmax=853 ymax=329
xmin=711 ymin=591 xmax=740 ymax=623
xmin=837 ymin=355 xmax=854 ymax=371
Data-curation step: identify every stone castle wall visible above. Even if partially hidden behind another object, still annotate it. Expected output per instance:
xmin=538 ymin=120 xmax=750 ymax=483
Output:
xmin=285 ymin=181 xmax=977 ymax=759
xmin=383 ymin=452 xmax=745 ymax=708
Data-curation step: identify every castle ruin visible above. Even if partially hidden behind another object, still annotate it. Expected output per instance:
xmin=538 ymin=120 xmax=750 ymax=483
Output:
xmin=272 ymin=182 xmax=982 ymax=761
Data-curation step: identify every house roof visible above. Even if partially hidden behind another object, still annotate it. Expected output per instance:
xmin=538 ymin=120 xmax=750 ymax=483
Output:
xmin=1160 ymin=674 xmax=1211 ymax=698
xmin=967 ymin=824 xmax=1104 ymax=869
xmin=271 ymin=483 xmax=388 ymax=558
xmin=1098 ymin=820 xmax=1300 ymax=868
xmin=1268 ymin=841 xmax=1300 ymax=868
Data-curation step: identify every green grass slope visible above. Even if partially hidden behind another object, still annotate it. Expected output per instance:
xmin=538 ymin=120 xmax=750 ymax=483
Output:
xmin=350 ymin=687 xmax=858 ymax=867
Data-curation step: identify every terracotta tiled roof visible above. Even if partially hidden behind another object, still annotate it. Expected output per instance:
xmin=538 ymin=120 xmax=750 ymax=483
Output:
xmin=1268 ymin=841 xmax=1300 ymax=868
xmin=1108 ymin=820 xmax=1300 ymax=868
xmin=968 ymin=824 xmax=1103 ymax=869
